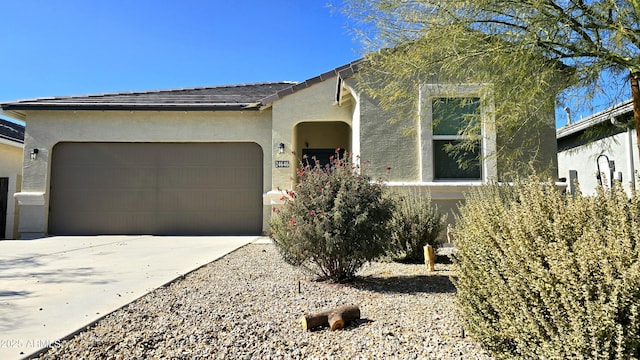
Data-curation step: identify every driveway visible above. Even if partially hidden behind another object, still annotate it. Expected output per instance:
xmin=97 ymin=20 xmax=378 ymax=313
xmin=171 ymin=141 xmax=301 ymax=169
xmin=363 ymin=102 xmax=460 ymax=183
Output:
xmin=0 ymin=235 xmax=259 ymax=359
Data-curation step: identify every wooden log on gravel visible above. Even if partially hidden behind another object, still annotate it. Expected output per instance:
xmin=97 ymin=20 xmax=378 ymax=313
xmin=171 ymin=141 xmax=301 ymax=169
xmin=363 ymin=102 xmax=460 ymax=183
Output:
xmin=301 ymin=305 xmax=361 ymax=331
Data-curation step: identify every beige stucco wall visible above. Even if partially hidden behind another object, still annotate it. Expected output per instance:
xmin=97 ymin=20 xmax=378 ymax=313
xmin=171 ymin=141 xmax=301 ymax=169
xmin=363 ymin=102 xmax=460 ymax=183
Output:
xmin=14 ymin=72 xmax=560 ymax=239
xmin=294 ymin=122 xmax=351 ymax=159
xmin=495 ymin=108 xmax=559 ymax=181
xmin=349 ymin=77 xmax=558 ymax=233
xmin=271 ymin=76 xmax=353 ymax=191
xmin=356 ymin=90 xmax=420 ymax=182
xmin=0 ymin=141 xmax=23 ymax=239
xmin=17 ymin=110 xmax=273 ymax=237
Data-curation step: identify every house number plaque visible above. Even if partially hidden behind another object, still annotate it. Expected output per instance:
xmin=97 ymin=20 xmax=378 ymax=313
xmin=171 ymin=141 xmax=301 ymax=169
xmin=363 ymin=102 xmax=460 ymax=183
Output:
xmin=275 ymin=160 xmax=290 ymax=168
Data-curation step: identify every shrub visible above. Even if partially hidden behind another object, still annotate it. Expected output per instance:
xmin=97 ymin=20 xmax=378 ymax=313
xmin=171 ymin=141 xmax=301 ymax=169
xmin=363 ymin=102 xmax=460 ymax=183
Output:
xmin=270 ymin=151 xmax=395 ymax=282
xmin=454 ymin=177 xmax=640 ymax=359
xmin=388 ymin=189 xmax=446 ymax=262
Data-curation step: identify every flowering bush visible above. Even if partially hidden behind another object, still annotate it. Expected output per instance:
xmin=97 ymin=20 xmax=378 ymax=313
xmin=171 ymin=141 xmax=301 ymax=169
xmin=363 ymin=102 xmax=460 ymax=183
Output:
xmin=454 ymin=177 xmax=640 ymax=359
xmin=270 ymin=150 xmax=395 ymax=282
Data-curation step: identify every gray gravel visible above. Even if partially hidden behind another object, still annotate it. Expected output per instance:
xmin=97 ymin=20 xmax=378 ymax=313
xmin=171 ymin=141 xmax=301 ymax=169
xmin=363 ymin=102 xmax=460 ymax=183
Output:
xmin=34 ymin=243 xmax=493 ymax=359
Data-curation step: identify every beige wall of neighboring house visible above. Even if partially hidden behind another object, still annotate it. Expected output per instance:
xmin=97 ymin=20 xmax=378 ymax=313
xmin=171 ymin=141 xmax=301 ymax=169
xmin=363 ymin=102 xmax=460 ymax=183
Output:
xmin=0 ymin=140 xmax=23 ymax=239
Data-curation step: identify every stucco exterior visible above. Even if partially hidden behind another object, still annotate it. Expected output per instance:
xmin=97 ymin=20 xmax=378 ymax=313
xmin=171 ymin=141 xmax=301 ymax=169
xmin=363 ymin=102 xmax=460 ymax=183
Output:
xmin=3 ymin=61 xmax=560 ymax=239
xmin=271 ymin=77 xmax=353 ymax=190
xmin=558 ymin=129 xmax=638 ymax=196
xmin=0 ymin=139 xmax=23 ymax=239
xmin=16 ymin=110 xmax=273 ymax=238
xmin=557 ymin=100 xmax=636 ymax=196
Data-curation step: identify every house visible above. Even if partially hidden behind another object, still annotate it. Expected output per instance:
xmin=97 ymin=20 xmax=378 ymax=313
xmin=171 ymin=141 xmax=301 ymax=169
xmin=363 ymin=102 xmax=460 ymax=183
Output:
xmin=0 ymin=116 xmax=24 ymax=239
xmin=557 ymin=99 xmax=636 ymax=196
xmin=0 ymin=61 xmax=558 ymax=239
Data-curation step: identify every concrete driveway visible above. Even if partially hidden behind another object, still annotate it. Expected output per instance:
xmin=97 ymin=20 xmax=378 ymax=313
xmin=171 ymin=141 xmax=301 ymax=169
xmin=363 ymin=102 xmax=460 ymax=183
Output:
xmin=0 ymin=235 xmax=259 ymax=359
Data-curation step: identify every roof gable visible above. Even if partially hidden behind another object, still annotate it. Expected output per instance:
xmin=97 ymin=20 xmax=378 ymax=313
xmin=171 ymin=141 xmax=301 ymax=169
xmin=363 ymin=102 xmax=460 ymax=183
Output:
xmin=260 ymin=60 xmax=362 ymax=106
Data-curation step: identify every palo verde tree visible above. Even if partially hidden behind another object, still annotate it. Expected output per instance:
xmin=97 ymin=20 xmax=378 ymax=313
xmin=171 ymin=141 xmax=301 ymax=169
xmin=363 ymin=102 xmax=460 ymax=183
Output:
xmin=341 ymin=0 xmax=640 ymax=173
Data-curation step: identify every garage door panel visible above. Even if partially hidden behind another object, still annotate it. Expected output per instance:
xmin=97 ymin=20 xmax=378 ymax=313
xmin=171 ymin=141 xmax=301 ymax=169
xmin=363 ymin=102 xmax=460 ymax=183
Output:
xmin=52 ymin=211 xmax=157 ymax=235
xmin=53 ymin=189 xmax=157 ymax=212
xmin=156 ymin=189 xmax=258 ymax=211
xmin=156 ymin=167 xmax=229 ymax=188
xmin=56 ymin=166 xmax=157 ymax=190
xmin=155 ymin=210 xmax=262 ymax=235
xmin=49 ymin=142 xmax=263 ymax=235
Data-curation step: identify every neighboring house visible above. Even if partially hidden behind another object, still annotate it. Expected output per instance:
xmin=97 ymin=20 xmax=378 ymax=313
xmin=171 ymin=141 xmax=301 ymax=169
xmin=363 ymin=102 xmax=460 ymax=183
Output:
xmin=0 ymin=60 xmax=557 ymax=239
xmin=557 ymin=99 xmax=636 ymax=196
xmin=0 ymin=116 xmax=24 ymax=239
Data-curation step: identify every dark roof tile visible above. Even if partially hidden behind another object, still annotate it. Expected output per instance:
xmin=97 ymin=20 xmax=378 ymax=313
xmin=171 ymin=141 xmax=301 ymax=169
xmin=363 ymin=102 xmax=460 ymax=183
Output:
xmin=0 ymin=119 xmax=24 ymax=144
xmin=0 ymin=59 xmax=364 ymax=112
xmin=1 ymin=82 xmax=296 ymax=111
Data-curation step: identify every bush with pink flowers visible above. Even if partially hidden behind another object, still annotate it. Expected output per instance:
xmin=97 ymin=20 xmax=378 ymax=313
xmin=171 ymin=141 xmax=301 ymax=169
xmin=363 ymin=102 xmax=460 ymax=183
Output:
xmin=270 ymin=150 xmax=395 ymax=282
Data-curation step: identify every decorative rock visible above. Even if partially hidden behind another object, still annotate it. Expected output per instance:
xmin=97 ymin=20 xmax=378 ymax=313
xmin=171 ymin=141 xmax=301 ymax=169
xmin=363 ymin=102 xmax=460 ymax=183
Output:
xmin=34 ymin=244 xmax=493 ymax=359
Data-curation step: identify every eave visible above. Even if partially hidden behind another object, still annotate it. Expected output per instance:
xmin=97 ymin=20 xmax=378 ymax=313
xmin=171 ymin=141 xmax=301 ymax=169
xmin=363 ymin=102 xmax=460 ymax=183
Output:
xmin=557 ymin=99 xmax=634 ymax=139
xmin=0 ymin=102 xmax=263 ymax=112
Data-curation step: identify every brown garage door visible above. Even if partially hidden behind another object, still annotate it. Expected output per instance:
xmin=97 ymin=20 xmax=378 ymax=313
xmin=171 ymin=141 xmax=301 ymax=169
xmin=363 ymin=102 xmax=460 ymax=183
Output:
xmin=49 ymin=142 xmax=263 ymax=235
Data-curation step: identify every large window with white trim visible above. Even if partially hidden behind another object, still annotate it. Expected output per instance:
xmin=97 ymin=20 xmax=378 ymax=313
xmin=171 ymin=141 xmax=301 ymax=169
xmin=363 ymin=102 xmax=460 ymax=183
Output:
xmin=421 ymin=84 xmax=496 ymax=182
xmin=432 ymin=97 xmax=481 ymax=179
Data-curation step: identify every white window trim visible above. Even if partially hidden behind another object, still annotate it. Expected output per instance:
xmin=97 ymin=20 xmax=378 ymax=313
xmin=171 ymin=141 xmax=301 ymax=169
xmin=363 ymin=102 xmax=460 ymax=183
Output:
xmin=419 ymin=84 xmax=497 ymax=182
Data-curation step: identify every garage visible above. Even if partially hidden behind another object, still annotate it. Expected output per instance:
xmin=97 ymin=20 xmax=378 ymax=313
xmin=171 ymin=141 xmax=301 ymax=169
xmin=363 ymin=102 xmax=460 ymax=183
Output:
xmin=49 ymin=142 xmax=263 ymax=236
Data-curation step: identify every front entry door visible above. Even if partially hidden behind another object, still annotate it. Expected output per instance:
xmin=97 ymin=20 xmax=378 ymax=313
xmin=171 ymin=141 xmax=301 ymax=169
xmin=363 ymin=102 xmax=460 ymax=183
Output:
xmin=301 ymin=148 xmax=346 ymax=168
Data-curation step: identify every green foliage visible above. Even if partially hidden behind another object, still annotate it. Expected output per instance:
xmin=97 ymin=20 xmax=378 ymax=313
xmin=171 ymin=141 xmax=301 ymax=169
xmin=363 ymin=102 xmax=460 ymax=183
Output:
xmin=454 ymin=177 xmax=640 ymax=359
xmin=388 ymin=189 xmax=446 ymax=262
xmin=270 ymin=151 xmax=395 ymax=282
xmin=341 ymin=0 xmax=639 ymax=175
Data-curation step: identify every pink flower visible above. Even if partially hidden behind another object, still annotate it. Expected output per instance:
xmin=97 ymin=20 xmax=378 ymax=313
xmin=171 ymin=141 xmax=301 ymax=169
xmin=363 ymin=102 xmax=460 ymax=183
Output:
xmin=310 ymin=210 xmax=316 ymax=215
xmin=289 ymin=218 xmax=294 ymax=225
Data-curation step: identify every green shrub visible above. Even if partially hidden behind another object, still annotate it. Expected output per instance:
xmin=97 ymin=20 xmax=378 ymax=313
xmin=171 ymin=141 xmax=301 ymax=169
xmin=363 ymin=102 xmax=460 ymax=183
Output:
xmin=270 ymin=151 xmax=395 ymax=282
xmin=389 ymin=189 xmax=446 ymax=262
xmin=454 ymin=177 xmax=640 ymax=359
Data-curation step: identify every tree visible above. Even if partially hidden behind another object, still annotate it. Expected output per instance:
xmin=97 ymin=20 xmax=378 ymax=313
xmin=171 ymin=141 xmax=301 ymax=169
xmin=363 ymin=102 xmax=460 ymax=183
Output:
xmin=341 ymin=0 xmax=640 ymax=170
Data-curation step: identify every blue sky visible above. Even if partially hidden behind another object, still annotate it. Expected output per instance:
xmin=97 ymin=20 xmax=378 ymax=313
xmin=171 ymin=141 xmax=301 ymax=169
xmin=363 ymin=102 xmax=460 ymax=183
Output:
xmin=0 ymin=0 xmax=361 ymax=103
xmin=0 ymin=1 xmax=631 ymax=127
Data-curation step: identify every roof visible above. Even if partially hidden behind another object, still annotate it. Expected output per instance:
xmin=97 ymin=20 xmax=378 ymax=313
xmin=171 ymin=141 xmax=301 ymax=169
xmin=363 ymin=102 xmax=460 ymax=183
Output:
xmin=0 ymin=82 xmax=296 ymax=112
xmin=0 ymin=59 xmax=364 ymax=115
xmin=556 ymin=99 xmax=634 ymax=139
xmin=0 ymin=118 xmax=25 ymax=144
xmin=556 ymin=99 xmax=634 ymax=152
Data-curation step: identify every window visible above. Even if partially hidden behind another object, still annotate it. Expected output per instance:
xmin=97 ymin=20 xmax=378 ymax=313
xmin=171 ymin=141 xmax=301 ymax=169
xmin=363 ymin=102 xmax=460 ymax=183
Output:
xmin=420 ymin=84 xmax=496 ymax=182
xmin=432 ymin=97 xmax=481 ymax=179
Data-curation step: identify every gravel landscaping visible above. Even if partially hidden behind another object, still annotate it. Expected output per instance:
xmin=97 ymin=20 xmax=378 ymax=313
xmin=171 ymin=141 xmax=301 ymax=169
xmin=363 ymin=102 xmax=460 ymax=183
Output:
xmin=35 ymin=243 xmax=494 ymax=359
